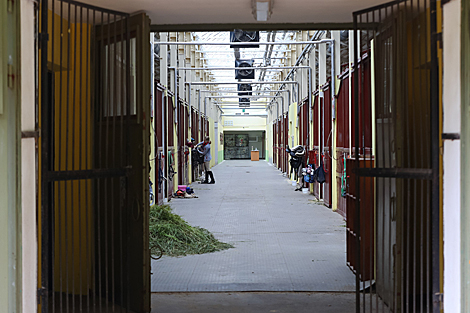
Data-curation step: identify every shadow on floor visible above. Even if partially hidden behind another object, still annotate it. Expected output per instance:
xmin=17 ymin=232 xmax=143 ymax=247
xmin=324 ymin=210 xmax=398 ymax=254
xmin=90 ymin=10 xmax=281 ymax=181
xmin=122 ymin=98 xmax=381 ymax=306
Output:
xmin=151 ymin=292 xmax=358 ymax=313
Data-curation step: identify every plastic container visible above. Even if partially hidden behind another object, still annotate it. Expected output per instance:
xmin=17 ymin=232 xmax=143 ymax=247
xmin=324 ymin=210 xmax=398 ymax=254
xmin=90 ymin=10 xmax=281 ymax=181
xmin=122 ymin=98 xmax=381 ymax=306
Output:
xmin=292 ymin=181 xmax=297 ymax=187
xmin=177 ymin=185 xmax=187 ymax=191
xmin=302 ymin=188 xmax=309 ymax=194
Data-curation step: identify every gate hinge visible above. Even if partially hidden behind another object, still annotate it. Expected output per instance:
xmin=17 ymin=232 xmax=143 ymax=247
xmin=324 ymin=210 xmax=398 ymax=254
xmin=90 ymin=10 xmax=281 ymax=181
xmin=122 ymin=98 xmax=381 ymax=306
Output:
xmin=434 ymin=32 xmax=443 ymax=49
xmin=38 ymin=33 xmax=49 ymax=50
xmin=37 ymin=287 xmax=48 ymax=303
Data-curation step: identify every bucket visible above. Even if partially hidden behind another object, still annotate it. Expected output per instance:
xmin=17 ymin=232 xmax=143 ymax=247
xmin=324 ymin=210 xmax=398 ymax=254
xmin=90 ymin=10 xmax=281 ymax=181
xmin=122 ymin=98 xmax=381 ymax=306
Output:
xmin=292 ymin=181 xmax=297 ymax=187
xmin=177 ymin=185 xmax=187 ymax=191
xmin=302 ymin=188 xmax=309 ymax=194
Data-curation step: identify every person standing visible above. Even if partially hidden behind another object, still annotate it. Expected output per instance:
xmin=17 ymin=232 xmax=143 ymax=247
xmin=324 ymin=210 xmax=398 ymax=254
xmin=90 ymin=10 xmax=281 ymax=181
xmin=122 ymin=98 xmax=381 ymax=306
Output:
xmin=198 ymin=136 xmax=215 ymax=184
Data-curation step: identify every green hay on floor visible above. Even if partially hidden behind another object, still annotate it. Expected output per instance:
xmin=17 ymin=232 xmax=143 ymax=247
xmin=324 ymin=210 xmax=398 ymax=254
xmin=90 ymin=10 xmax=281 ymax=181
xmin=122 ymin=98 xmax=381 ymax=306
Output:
xmin=149 ymin=204 xmax=233 ymax=257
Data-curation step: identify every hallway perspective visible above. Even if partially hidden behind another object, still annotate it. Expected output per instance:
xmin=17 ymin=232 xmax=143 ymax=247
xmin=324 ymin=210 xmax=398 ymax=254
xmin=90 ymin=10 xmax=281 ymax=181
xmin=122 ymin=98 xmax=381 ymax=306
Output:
xmin=151 ymin=160 xmax=355 ymax=292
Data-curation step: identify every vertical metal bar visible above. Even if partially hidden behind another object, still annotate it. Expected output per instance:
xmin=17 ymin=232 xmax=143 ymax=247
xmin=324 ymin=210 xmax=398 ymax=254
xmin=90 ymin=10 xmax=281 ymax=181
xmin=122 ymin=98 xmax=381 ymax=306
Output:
xmin=410 ymin=1 xmax=419 ymax=312
xmin=400 ymin=1 xmax=407 ymax=311
xmin=97 ymin=10 xmax=105 ymax=311
xmin=376 ymin=8 xmax=384 ymax=313
xmin=391 ymin=4 xmax=398 ymax=311
xmin=49 ymin=1 xmax=56 ymax=312
xmin=111 ymin=13 xmax=118 ymax=309
xmin=71 ymin=4 xmax=78 ymax=311
xmin=353 ymin=12 xmax=361 ymax=313
xmin=358 ymin=14 xmax=366 ymax=313
xmin=65 ymin=2 xmax=72 ymax=311
xmin=400 ymin=2 xmax=408 ymax=312
xmin=388 ymin=5 xmax=395 ymax=311
xmin=417 ymin=1 xmax=426 ymax=311
xmin=429 ymin=0 xmax=440 ymax=311
xmin=58 ymin=1 xmax=65 ymax=310
xmin=84 ymin=7 xmax=91 ymax=311
xmin=78 ymin=5 xmax=84 ymax=312
xmin=104 ymin=12 xmax=112 ymax=312
xmin=163 ymin=90 xmax=167 ymax=199
xmin=381 ymin=8 xmax=388 ymax=313
xmin=91 ymin=10 xmax=96 ymax=309
xmin=424 ymin=2 xmax=432 ymax=310
xmin=120 ymin=14 xmax=126 ymax=310
xmin=125 ymin=15 xmax=131 ymax=312
xmin=40 ymin=0 xmax=50 ymax=311
xmin=366 ymin=10 xmax=374 ymax=313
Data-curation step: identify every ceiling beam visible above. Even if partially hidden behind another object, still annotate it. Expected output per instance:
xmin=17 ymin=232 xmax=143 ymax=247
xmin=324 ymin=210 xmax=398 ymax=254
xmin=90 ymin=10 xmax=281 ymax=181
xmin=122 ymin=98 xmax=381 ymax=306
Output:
xmin=150 ymin=22 xmax=359 ymax=32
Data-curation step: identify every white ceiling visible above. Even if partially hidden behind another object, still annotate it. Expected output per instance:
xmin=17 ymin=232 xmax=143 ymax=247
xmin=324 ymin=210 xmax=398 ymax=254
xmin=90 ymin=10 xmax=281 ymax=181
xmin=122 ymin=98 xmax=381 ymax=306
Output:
xmin=83 ymin=0 xmax=389 ymax=26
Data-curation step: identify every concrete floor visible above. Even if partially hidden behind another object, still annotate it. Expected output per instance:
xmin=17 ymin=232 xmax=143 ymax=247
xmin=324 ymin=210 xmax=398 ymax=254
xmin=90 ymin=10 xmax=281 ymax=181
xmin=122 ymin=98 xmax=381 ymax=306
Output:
xmin=150 ymin=160 xmax=357 ymax=312
xmin=151 ymin=292 xmax=357 ymax=313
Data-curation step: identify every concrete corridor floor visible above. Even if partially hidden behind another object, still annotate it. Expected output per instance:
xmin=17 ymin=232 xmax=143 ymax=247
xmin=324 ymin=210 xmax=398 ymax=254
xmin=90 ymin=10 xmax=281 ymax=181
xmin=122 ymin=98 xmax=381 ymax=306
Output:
xmin=151 ymin=160 xmax=357 ymax=312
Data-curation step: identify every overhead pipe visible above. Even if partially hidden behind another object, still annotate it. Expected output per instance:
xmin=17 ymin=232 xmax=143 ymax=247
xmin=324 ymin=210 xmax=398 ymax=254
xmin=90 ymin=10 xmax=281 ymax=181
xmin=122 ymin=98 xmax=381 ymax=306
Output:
xmin=156 ymin=39 xmax=335 ymax=46
xmin=213 ymin=102 xmax=273 ymax=104
xmin=185 ymin=81 xmax=298 ymax=104
xmin=205 ymin=95 xmax=284 ymax=109
xmin=186 ymin=81 xmax=299 ymax=85
xmin=219 ymin=106 xmax=271 ymax=109
xmin=206 ymin=95 xmax=283 ymax=99
xmin=170 ymin=65 xmax=311 ymax=71
xmin=160 ymin=35 xmax=331 ymax=124
xmin=221 ymin=114 xmax=268 ymax=117
xmin=267 ymin=35 xmax=332 ymax=122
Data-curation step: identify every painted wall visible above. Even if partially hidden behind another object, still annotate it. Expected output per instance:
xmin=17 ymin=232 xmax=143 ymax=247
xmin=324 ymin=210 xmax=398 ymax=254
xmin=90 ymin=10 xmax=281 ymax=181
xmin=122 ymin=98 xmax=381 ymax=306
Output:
xmin=442 ymin=1 xmax=461 ymax=312
xmin=288 ymin=102 xmax=299 ymax=149
xmin=0 ymin=0 xmax=21 ymax=311
xmin=20 ymin=0 xmax=37 ymax=312
xmin=221 ymin=115 xmax=267 ymax=131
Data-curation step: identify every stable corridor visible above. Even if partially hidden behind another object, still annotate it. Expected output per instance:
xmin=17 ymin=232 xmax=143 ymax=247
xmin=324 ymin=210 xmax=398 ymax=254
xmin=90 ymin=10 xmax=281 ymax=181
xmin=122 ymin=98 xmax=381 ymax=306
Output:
xmin=151 ymin=160 xmax=355 ymax=292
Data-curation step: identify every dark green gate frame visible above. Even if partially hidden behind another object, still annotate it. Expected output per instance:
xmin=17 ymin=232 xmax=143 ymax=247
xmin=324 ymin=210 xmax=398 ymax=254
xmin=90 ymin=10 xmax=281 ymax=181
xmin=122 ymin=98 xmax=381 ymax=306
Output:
xmin=352 ymin=0 xmax=441 ymax=312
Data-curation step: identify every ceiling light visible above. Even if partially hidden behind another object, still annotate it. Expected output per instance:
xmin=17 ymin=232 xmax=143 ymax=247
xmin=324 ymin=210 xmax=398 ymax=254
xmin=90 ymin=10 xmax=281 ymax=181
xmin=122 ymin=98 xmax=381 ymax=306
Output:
xmin=252 ymin=0 xmax=273 ymax=22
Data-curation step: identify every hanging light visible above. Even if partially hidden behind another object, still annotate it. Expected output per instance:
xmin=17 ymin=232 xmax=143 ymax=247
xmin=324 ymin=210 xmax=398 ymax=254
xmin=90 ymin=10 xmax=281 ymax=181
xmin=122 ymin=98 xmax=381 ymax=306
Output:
xmin=252 ymin=0 xmax=273 ymax=22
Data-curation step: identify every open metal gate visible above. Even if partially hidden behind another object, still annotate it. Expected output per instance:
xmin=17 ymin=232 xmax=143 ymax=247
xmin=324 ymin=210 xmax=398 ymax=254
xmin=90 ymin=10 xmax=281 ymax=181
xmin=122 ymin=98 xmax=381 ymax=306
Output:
xmin=352 ymin=0 xmax=441 ymax=312
xmin=39 ymin=0 xmax=151 ymax=312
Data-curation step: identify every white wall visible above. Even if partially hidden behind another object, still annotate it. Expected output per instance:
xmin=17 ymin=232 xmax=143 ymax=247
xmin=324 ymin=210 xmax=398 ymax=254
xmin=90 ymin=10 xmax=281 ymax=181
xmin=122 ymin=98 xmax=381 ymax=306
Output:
xmin=442 ymin=0 xmax=461 ymax=312
xmin=20 ymin=1 xmax=37 ymax=312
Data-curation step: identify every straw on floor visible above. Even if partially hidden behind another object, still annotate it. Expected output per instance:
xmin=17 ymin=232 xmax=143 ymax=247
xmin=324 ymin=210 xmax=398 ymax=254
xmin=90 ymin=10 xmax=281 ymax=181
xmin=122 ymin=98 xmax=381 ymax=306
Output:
xmin=149 ymin=204 xmax=233 ymax=257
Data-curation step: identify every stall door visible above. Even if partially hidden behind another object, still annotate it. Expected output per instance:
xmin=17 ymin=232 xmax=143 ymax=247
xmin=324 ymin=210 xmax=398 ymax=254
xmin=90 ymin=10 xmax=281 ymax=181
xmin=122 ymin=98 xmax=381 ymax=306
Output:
xmin=39 ymin=1 xmax=151 ymax=312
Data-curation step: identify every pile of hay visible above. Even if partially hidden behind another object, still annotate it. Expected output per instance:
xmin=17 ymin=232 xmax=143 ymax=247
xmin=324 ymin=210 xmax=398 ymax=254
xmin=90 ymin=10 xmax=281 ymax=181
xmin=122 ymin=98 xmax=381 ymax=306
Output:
xmin=149 ymin=204 xmax=233 ymax=257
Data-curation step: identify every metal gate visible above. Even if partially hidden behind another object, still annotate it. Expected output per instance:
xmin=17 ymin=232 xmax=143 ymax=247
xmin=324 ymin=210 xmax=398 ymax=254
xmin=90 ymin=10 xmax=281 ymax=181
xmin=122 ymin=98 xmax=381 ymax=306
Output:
xmin=39 ymin=0 xmax=151 ymax=312
xmin=352 ymin=0 xmax=441 ymax=312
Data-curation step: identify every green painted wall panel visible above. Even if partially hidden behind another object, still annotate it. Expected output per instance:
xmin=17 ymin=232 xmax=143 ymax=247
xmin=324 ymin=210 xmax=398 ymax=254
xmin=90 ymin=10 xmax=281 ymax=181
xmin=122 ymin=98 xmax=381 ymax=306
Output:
xmin=0 ymin=0 xmax=21 ymax=312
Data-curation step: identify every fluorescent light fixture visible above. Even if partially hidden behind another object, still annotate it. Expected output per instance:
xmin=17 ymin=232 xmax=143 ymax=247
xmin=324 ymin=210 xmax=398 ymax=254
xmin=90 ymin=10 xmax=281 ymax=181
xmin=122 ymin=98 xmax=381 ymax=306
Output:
xmin=252 ymin=0 xmax=273 ymax=22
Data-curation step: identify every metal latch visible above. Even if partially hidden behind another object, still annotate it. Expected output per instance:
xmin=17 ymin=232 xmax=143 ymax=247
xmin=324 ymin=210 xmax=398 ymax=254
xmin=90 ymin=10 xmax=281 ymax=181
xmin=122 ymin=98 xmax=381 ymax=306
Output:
xmin=434 ymin=292 xmax=443 ymax=307
xmin=22 ymin=129 xmax=41 ymax=140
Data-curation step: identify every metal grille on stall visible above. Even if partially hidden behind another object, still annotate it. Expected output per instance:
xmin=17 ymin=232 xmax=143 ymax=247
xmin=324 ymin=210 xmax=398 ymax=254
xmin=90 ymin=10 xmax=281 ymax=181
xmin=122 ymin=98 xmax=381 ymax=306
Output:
xmin=351 ymin=0 xmax=441 ymax=312
xmin=38 ymin=0 xmax=151 ymax=311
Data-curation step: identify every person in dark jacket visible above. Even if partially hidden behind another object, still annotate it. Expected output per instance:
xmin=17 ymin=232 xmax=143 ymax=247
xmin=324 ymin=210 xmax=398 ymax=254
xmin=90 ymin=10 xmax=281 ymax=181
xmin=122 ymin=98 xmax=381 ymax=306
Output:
xmin=198 ymin=136 xmax=215 ymax=184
